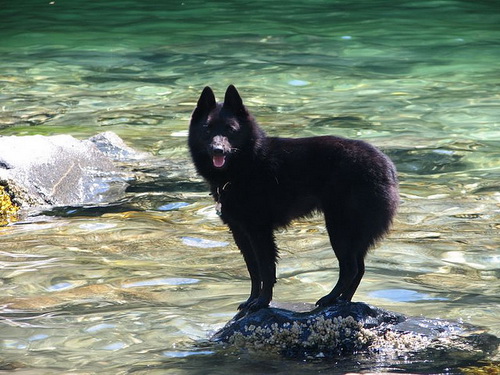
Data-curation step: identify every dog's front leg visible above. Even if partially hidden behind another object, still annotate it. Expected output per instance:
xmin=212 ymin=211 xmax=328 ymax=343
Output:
xmin=244 ymin=226 xmax=277 ymax=311
xmin=229 ymin=224 xmax=261 ymax=310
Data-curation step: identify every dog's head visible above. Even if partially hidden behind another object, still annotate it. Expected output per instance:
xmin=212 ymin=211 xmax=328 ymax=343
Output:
xmin=189 ymin=85 xmax=262 ymax=171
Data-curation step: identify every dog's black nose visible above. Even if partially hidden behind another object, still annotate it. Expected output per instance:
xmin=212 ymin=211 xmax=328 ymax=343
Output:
xmin=210 ymin=135 xmax=230 ymax=156
xmin=212 ymin=146 xmax=224 ymax=155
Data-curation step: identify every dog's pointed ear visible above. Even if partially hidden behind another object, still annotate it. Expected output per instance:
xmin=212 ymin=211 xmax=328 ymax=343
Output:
xmin=197 ymin=86 xmax=216 ymax=111
xmin=223 ymin=85 xmax=246 ymax=114
xmin=192 ymin=86 xmax=216 ymax=122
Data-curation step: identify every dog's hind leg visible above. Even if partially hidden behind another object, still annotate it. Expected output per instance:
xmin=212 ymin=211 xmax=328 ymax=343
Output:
xmin=315 ymin=240 xmax=361 ymax=306
xmin=316 ymin=210 xmax=370 ymax=306
xmin=339 ymin=253 xmax=366 ymax=301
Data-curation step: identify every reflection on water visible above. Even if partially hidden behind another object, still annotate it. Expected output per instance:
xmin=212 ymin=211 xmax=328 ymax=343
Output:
xmin=1 ymin=0 xmax=499 ymax=373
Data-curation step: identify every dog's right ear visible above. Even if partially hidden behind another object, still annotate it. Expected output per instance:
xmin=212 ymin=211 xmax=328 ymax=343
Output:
xmin=196 ymin=86 xmax=216 ymax=112
xmin=191 ymin=86 xmax=216 ymax=123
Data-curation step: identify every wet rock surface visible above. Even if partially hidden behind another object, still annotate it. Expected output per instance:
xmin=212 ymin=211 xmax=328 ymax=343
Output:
xmin=0 ymin=131 xmax=144 ymax=209
xmin=211 ymin=301 xmax=499 ymax=363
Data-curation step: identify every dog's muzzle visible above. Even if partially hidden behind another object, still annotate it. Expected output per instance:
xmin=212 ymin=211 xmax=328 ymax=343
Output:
xmin=210 ymin=136 xmax=230 ymax=168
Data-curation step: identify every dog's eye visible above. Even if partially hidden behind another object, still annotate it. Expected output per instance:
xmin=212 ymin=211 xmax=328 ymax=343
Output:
xmin=228 ymin=121 xmax=240 ymax=132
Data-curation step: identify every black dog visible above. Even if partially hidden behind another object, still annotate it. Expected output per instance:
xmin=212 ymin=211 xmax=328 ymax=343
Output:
xmin=188 ymin=85 xmax=399 ymax=312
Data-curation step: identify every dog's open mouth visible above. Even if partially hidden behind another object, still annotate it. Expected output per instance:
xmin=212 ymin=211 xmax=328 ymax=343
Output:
xmin=212 ymin=154 xmax=226 ymax=168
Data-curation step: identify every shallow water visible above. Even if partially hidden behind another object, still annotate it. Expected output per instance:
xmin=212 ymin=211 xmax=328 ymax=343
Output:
xmin=1 ymin=0 xmax=499 ymax=373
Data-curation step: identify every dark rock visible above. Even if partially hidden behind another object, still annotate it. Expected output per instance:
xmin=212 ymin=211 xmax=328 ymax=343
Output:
xmin=211 ymin=301 xmax=499 ymax=362
xmin=386 ymin=147 xmax=467 ymax=175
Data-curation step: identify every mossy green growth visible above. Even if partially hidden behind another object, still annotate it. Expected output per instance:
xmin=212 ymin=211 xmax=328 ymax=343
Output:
xmin=0 ymin=185 xmax=19 ymax=226
xmin=461 ymin=362 xmax=500 ymax=375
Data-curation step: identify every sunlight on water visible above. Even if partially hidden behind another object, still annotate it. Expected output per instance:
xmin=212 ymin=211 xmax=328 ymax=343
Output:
xmin=1 ymin=0 xmax=499 ymax=373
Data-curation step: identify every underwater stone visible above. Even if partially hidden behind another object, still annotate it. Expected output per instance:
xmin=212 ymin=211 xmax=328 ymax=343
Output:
xmin=88 ymin=131 xmax=148 ymax=161
xmin=0 ymin=132 xmax=138 ymax=209
xmin=211 ymin=301 xmax=499 ymax=361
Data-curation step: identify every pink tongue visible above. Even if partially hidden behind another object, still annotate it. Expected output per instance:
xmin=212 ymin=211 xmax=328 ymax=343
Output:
xmin=212 ymin=155 xmax=226 ymax=168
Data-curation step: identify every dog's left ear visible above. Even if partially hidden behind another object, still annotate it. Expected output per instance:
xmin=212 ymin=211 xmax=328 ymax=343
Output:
xmin=223 ymin=85 xmax=246 ymax=114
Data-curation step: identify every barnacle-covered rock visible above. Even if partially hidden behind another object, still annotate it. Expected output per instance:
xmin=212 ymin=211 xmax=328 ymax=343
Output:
xmin=211 ymin=301 xmax=499 ymax=363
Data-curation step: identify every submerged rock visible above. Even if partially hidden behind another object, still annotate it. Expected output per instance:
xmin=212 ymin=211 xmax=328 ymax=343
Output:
xmin=0 ymin=132 xmax=143 ymax=210
xmin=211 ymin=301 xmax=499 ymax=362
xmin=88 ymin=131 xmax=148 ymax=162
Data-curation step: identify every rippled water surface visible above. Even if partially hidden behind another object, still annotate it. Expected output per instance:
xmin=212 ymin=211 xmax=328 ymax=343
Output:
xmin=1 ymin=0 xmax=499 ymax=373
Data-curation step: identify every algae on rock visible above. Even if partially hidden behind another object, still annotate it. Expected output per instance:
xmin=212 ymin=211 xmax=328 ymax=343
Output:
xmin=0 ymin=185 xmax=19 ymax=226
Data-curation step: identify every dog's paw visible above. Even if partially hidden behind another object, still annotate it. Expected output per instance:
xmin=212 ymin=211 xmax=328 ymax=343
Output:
xmin=315 ymin=295 xmax=338 ymax=307
xmin=246 ymin=297 xmax=270 ymax=312
xmin=238 ymin=297 xmax=269 ymax=312
xmin=238 ymin=297 xmax=255 ymax=311
xmin=237 ymin=301 xmax=250 ymax=311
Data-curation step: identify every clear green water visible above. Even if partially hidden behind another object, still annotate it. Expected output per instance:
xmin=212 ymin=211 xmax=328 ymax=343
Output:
xmin=1 ymin=0 xmax=499 ymax=373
